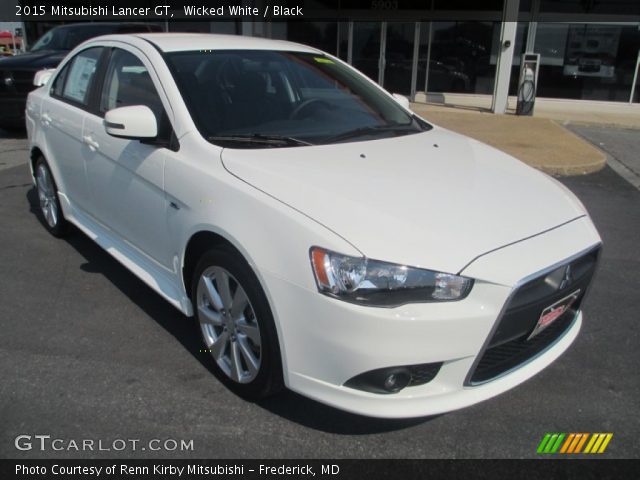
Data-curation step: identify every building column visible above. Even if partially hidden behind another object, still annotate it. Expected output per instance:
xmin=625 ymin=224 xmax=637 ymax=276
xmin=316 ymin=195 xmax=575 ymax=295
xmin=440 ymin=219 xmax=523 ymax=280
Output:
xmin=491 ymin=0 xmax=520 ymax=114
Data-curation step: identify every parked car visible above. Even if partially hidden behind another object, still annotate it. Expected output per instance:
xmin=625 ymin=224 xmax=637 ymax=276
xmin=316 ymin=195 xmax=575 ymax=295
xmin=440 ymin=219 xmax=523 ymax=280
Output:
xmin=0 ymin=23 xmax=161 ymax=129
xmin=26 ymin=34 xmax=601 ymax=418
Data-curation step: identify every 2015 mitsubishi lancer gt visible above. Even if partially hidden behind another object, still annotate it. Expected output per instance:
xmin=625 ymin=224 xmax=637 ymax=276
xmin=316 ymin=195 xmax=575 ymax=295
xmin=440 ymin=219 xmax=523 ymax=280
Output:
xmin=26 ymin=33 xmax=601 ymax=418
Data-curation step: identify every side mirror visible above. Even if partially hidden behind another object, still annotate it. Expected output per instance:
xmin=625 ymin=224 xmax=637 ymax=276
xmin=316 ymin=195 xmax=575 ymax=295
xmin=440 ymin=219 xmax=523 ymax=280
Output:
xmin=392 ymin=93 xmax=411 ymax=110
xmin=33 ymin=69 xmax=55 ymax=87
xmin=104 ymin=105 xmax=157 ymax=139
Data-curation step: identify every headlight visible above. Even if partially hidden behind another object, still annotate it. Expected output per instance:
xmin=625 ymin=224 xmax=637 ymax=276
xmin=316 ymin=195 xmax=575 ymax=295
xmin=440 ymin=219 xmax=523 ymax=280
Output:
xmin=310 ymin=247 xmax=473 ymax=307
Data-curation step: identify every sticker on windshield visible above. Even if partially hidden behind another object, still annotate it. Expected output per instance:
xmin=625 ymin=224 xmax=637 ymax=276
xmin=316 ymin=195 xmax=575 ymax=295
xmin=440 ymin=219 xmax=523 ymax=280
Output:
xmin=314 ymin=57 xmax=334 ymax=64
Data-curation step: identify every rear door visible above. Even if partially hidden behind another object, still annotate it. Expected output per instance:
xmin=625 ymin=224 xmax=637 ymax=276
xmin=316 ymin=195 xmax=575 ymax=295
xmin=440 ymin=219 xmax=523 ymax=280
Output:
xmin=41 ymin=46 xmax=104 ymax=211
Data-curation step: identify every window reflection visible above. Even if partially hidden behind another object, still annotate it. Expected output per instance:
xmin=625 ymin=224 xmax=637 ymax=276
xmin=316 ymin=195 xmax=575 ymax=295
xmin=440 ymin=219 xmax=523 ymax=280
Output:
xmin=421 ymin=22 xmax=499 ymax=95
xmin=534 ymin=23 xmax=640 ymax=101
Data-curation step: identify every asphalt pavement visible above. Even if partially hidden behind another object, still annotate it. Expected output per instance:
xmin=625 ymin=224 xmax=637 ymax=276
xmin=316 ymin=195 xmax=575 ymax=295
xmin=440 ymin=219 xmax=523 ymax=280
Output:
xmin=0 ymin=126 xmax=638 ymax=459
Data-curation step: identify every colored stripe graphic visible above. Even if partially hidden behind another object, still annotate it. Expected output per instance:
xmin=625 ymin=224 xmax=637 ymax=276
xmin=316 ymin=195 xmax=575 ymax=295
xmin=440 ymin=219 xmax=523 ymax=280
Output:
xmin=574 ymin=433 xmax=589 ymax=453
xmin=597 ymin=434 xmax=613 ymax=453
xmin=559 ymin=433 xmax=575 ymax=453
xmin=538 ymin=433 xmax=613 ymax=454
xmin=537 ymin=433 xmax=552 ymax=454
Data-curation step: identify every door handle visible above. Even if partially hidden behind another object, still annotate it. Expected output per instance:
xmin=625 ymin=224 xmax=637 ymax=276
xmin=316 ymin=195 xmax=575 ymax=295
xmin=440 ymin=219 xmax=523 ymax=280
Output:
xmin=82 ymin=135 xmax=99 ymax=151
xmin=41 ymin=112 xmax=52 ymax=126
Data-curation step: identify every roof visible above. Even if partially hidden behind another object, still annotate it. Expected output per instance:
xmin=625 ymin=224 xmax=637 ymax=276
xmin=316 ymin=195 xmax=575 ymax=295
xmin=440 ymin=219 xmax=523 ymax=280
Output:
xmin=133 ymin=33 xmax=320 ymax=54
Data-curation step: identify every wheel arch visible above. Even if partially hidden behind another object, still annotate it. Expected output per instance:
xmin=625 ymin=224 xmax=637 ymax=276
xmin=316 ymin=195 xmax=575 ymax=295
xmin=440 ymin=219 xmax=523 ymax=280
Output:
xmin=30 ymin=146 xmax=45 ymax=176
xmin=182 ymin=230 xmax=242 ymax=298
xmin=181 ymin=228 xmax=289 ymax=383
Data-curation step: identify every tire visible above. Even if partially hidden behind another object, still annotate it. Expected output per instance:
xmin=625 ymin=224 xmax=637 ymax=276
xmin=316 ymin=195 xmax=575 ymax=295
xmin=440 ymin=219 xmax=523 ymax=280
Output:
xmin=34 ymin=157 xmax=68 ymax=237
xmin=191 ymin=246 xmax=283 ymax=399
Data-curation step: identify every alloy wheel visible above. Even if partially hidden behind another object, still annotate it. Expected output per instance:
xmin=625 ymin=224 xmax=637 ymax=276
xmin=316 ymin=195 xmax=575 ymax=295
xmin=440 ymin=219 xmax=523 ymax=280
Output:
xmin=196 ymin=266 xmax=262 ymax=383
xmin=36 ymin=163 xmax=58 ymax=228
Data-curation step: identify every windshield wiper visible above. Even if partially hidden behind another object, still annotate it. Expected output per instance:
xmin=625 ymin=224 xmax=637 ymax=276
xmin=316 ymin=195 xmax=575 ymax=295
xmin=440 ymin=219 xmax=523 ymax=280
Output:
xmin=322 ymin=123 xmax=416 ymax=144
xmin=208 ymin=134 xmax=312 ymax=147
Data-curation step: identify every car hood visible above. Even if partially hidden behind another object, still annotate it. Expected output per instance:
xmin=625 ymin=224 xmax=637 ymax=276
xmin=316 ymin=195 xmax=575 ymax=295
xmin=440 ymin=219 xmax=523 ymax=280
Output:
xmin=0 ymin=50 xmax=67 ymax=69
xmin=220 ymin=127 xmax=586 ymax=274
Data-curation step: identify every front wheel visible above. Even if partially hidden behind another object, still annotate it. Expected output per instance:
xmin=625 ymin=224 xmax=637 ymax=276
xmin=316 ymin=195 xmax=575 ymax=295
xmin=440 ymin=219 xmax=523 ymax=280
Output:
xmin=192 ymin=247 xmax=283 ymax=399
xmin=34 ymin=157 xmax=67 ymax=237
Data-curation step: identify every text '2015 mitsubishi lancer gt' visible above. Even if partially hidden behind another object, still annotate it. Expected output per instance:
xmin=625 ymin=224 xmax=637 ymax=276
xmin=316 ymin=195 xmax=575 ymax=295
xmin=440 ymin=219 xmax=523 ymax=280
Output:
xmin=26 ymin=33 xmax=601 ymax=418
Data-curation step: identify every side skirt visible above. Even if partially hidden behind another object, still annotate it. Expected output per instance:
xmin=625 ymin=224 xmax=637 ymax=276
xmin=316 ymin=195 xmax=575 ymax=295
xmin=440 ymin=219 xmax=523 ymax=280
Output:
xmin=58 ymin=192 xmax=194 ymax=317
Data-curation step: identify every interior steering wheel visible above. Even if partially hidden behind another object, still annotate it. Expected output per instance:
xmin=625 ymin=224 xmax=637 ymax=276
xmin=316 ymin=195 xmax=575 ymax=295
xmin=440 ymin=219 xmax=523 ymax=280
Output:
xmin=289 ymin=98 xmax=331 ymax=120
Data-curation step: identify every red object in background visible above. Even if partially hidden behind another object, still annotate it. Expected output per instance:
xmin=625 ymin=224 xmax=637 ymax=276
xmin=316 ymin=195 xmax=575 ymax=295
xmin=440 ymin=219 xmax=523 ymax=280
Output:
xmin=0 ymin=31 xmax=14 ymax=38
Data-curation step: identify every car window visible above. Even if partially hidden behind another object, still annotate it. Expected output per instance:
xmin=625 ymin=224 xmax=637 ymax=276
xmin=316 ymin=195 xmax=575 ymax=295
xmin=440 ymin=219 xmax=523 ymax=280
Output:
xmin=31 ymin=25 xmax=115 ymax=52
xmin=100 ymin=49 xmax=164 ymax=122
xmin=60 ymin=47 xmax=103 ymax=106
xmin=50 ymin=63 xmax=70 ymax=98
xmin=166 ymin=50 xmax=430 ymax=147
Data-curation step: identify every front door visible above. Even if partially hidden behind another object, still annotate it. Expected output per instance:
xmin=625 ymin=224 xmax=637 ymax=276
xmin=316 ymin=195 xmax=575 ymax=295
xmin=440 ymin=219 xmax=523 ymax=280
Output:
xmin=83 ymin=47 xmax=175 ymax=269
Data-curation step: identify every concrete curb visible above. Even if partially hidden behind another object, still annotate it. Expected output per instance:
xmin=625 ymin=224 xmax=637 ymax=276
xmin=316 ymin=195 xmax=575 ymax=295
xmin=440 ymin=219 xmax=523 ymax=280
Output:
xmin=411 ymin=104 xmax=608 ymax=177
xmin=541 ymin=121 xmax=607 ymax=176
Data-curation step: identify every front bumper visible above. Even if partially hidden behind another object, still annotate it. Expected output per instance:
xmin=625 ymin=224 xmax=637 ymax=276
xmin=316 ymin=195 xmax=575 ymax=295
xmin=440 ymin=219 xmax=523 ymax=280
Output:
xmin=261 ymin=216 xmax=601 ymax=418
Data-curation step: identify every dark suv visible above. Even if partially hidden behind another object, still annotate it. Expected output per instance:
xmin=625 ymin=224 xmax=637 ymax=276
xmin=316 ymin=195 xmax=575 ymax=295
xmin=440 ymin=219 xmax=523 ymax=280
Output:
xmin=0 ymin=22 xmax=162 ymax=129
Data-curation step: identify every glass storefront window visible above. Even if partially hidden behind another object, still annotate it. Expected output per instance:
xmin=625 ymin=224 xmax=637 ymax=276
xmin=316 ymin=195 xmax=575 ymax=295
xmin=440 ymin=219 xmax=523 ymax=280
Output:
xmin=168 ymin=22 xmax=211 ymax=33
xmin=352 ymin=22 xmax=382 ymax=82
xmin=508 ymin=22 xmax=530 ymax=95
xmin=384 ymin=23 xmax=415 ymax=96
xmin=433 ymin=0 xmax=502 ymax=10
xmin=534 ymin=23 xmax=640 ymax=101
xmin=424 ymin=21 xmax=500 ymax=94
xmin=284 ymin=21 xmax=339 ymax=56
xmin=539 ymin=0 xmax=640 ymax=15
xmin=337 ymin=22 xmax=349 ymax=61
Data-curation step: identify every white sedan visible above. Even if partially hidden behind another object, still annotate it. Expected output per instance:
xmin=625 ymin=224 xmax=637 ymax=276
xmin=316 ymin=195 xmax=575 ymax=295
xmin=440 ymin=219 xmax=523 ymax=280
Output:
xmin=26 ymin=33 xmax=601 ymax=418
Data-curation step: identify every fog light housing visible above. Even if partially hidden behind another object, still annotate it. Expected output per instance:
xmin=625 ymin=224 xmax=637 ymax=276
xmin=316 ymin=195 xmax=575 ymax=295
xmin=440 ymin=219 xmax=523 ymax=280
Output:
xmin=383 ymin=372 xmax=410 ymax=393
xmin=344 ymin=363 xmax=442 ymax=394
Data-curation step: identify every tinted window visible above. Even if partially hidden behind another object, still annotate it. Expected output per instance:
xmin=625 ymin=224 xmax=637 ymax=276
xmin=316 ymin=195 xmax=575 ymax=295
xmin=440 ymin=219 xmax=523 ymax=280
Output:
xmin=166 ymin=50 xmax=429 ymax=147
xmin=61 ymin=47 xmax=103 ymax=106
xmin=50 ymin=63 xmax=70 ymax=98
xmin=31 ymin=25 xmax=115 ymax=52
xmin=31 ymin=24 xmax=159 ymax=52
xmin=99 ymin=49 xmax=164 ymax=122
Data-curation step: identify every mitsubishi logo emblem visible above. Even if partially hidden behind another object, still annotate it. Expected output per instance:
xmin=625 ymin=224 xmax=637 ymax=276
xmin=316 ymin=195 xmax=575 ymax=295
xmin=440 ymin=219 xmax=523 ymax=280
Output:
xmin=559 ymin=265 xmax=573 ymax=290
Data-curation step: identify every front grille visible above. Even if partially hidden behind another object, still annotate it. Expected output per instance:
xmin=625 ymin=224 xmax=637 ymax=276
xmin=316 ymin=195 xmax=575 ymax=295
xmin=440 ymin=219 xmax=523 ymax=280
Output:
xmin=468 ymin=247 xmax=600 ymax=385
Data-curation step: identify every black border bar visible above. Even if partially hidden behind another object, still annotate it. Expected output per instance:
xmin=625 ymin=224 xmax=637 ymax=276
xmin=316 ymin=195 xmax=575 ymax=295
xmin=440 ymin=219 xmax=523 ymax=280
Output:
xmin=1 ymin=0 xmax=639 ymax=22
xmin=2 ymin=459 xmax=639 ymax=480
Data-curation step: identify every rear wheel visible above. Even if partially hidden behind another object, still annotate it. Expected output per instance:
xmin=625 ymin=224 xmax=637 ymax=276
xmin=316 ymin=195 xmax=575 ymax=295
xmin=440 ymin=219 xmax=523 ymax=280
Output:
xmin=34 ymin=157 xmax=67 ymax=237
xmin=192 ymin=247 xmax=283 ymax=399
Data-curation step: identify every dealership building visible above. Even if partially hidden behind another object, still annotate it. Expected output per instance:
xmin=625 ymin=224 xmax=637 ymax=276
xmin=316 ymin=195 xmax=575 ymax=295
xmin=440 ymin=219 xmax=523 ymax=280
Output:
xmin=22 ymin=0 xmax=640 ymax=112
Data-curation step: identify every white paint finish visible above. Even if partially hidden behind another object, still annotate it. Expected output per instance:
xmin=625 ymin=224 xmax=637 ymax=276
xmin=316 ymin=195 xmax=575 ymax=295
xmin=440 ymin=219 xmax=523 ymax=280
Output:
xmin=26 ymin=33 xmax=603 ymax=418
xmin=288 ymin=313 xmax=581 ymax=419
xmin=133 ymin=32 xmax=319 ymax=54
xmin=39 ymin=89 xmax=92 ymax=211
xmin=104 ymin=105 xmax=158 ymax=138
xmin=262 ymin=271 xmax=510 ymax=388
xmin=462 ymin=216 xmax=601 ymax=285
xmin=82 ymin=112 xmax=173 ymax=269
xmin=32 ymin=68 xmax=55 ymax=87
xmin=61 ymin=195 xmax=191 ymax=315
xmin=222 ymin=127 xmax=586 ymax=275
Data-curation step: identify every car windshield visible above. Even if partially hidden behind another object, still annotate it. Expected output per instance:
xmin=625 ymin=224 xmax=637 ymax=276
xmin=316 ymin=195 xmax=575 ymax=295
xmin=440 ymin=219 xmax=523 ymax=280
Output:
xmin=166 ymin=50 xmax=431 ymax=148
xmin=31 ymin=25 xmax=116 ymax=52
